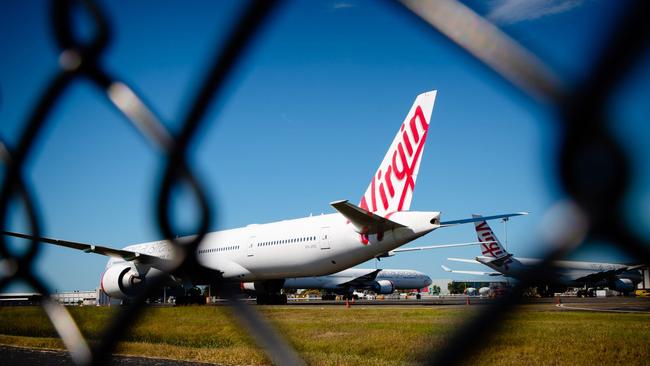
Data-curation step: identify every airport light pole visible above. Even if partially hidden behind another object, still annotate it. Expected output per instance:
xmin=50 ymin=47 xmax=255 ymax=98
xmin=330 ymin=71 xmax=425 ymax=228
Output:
xmin=501 ymin=217 xmax=509 ymax=251
xmin=501 ymin=217 xmax=511 ymax=288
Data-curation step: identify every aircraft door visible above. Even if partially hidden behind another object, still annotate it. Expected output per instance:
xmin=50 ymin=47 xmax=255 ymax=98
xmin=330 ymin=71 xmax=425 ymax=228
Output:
xmin=319 ymin=227 xmax=331 ymax=250
xmin=247 ymin=235 xmax=255 ymax=257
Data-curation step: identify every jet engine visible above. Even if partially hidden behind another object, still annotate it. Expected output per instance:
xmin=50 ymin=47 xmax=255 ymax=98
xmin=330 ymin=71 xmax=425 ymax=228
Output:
xmin=100 ymin=264 xmax=145 ymax=299
xmin=611 ymin=278 xmax=634 ymax=293
xmin=478 ymin=287 xmax=491 ymax=296
xmin=372 ymin=280 xmax=395 ymax=294
xmin=241 ymin=282 xmax=256 ymax=292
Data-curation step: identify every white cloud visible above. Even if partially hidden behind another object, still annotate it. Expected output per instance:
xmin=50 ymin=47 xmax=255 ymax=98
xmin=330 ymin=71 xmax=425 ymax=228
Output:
xmin=332 ymin=2 xmax=356 ymax=10
xmin=487 ymin=0 xmax=585 ymax=25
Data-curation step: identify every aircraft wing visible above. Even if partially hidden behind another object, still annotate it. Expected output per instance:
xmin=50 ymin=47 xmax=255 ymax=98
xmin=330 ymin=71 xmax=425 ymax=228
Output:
xmin=330 ymin=200 xmax=405 ymax=234
xmin=2 ymin=230 xmax=170 ymax=266
xmin=439 ymin=212 xmax=528 ymax=227
xmin=335 ymin=269 xmax=382 ymax=288
xmin=393 ymin=241 xmax=487 ymax=253
xmin=441 ymin=265 xmax=502 ymax=276
xmin=570 ymin=264 xmax=646 ymax=283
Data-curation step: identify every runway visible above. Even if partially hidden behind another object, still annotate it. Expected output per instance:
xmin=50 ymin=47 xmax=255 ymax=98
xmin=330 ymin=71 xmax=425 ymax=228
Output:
xmin=280 ymin=295 xmax=650 ymax=312
xmin=553 ymin=296 xmax=650 ymax=313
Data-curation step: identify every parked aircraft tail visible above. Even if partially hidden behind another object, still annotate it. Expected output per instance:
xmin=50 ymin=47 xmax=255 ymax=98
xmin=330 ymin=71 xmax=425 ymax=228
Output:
xmin=473 ymin=214 xmax=509 ymax=259
xmin=359 ymin=90 xmax=437 ymax=217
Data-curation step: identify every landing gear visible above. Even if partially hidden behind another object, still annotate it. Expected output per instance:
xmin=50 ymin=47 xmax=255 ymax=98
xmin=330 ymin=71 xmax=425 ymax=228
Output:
xmin=253 ymin=279 xmax=287 ymax=305
xmin=577 ymin=288 xmax=596 ymax=297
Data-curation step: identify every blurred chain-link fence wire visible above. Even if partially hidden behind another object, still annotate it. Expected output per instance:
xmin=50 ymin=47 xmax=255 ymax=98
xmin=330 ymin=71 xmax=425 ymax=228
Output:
xmin=1 ymin=0 xmax=649 ymax=365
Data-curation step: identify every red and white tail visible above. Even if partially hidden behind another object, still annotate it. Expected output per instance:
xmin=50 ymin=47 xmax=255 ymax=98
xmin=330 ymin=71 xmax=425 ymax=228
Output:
xmin=359 ymin=90 xmax=437 ymax=216
xmin=473 ymin=214 xmax=509 ymax=259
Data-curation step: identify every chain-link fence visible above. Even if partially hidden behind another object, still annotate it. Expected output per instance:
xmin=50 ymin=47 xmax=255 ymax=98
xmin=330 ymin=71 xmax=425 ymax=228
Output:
xmin=1 ymin=0 xmax=649 ymax=365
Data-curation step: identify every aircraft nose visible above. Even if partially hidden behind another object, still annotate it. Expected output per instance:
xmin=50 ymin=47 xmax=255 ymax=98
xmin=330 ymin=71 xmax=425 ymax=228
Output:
xmin=424 ymin=276 xmax=432 ymax=287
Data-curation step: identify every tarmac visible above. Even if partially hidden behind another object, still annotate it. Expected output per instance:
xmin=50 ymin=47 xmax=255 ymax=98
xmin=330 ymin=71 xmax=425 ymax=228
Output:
xmin=280 ymin=295 xmax=650 ymax=312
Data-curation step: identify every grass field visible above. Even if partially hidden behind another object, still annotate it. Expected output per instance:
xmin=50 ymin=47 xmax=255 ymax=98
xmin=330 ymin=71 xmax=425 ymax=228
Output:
xmin=0 ymin=304 xmax=649 ymax=365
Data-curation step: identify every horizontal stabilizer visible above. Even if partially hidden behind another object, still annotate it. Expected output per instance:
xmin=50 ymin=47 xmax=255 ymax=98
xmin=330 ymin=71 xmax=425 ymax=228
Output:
xmin=393 ymin=241 xmax=489 ymax=253
xmin=2 ymin=230 xmax=168 ymax=265
xmin=477 ymin=254 xmax=514 ymax=266
xmin=440 ymin=212 xmax=528 ymax=227
xmin=441 ymin=265 xmax=501 ymax=276
xmin=330 ymin=200 xmax=405 ymax=234
xmin=447 ymin=257 xmax=481 ymax=264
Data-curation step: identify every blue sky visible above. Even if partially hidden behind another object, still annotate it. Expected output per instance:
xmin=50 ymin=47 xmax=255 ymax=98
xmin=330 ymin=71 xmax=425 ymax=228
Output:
xmin=2 ymin=0 xmax=648 ymax=292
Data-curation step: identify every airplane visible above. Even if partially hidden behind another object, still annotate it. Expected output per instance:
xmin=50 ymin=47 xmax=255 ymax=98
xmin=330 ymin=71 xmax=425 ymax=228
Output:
xmin=242 ymin=268 xmax=432 ymax=301
xmin=272 ymin=239 xmax=507 ymax=301
xmin=3 ymin=90 xmax=526 ymax=305
xmin=441 ymin=214 xmax=645 ymax=296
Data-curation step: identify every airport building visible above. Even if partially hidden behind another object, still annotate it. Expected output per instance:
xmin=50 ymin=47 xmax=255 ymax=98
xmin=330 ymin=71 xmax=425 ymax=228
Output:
xmin=428 ymin=279 xmax=452 ymax=295
xmin=447 ymin=280 xmax=511 ymax=294
xmin=51 ymin=289 xmax=112 ymax=306
xmin=0 ymin=293 xmax=44 ymax=306
xmin=0 ymin=288 xmax=113 ymax=306
xmin=427 ymin=279 xmax=511 ymax=295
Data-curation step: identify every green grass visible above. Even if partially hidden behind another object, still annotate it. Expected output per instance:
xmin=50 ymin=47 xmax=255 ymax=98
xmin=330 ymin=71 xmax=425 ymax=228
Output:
xmin=0 ymin=305 xmax=648 ymax=365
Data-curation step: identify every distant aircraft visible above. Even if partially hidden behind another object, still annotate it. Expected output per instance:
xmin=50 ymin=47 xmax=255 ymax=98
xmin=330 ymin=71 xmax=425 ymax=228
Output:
xmin=4 ymin=90 xmax=526 ymax=305
xmin=441 ymin=215 xmax=645 ymax=296
xmin=243 ymin=268 xmax=432 ymax=300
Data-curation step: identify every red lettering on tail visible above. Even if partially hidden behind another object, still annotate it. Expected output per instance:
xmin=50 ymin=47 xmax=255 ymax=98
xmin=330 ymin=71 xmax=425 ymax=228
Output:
xmin=384 ymin=166 xmax=394 ymax=197
xmin=379 ymin=183 xmax=389 ymax=210
xmin=370 ymin=176 xmax=377 ymax=211
xmin=475 ymin=222 xmax=490 ymax=232
xmin=360 ymin=103 xmax=430 ymax=216
xmin=366 ymin=105 xmax=428 ymax=212
xmin=360 ymin=196 xmax=369 ymax=212
xmin=476 ymin=221 xmax=503 ymax=256
xmin=481 ymin=242 xmax=503 ymax=257
xmin=402 ymin=130 xmax=413 ymax=155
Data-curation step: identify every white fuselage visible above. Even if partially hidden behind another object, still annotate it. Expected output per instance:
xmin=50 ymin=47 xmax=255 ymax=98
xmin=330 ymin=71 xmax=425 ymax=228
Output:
xmin=107 ymin=210 xmax=440 ymax=283
xmin=283 ymin=268 xmax=432 ymax=290
xmin=478 ymin=256 xmax=639 ymax=285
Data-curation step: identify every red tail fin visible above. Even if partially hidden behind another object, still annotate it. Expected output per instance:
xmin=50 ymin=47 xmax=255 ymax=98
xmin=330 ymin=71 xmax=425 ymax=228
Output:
xmin=359 ymin=91 xmax=437 ymax=216
xmin=473 ymin=214 xmax=508 ymax=258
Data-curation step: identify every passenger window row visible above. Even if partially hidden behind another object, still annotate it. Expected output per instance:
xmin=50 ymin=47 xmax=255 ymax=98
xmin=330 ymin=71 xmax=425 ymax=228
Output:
xmin=257 ymin=236 xmax=316 ymax=247
xmin=198 ymin=245 xmax=239 ymax=254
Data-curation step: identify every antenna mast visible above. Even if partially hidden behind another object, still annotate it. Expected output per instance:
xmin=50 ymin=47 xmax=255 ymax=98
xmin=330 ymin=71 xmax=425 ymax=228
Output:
xmin=501 ymin=217 xmax=509 ymax=251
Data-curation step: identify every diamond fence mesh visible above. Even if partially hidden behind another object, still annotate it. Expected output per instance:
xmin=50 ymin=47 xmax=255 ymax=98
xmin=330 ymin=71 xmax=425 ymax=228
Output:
xmin=1 ymin=0 xmax=649 ymax=365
